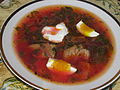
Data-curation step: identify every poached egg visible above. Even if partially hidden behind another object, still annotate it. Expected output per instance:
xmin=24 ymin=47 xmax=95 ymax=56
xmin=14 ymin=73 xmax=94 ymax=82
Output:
xmin=42 ymin=22 xmax=69 ymax=43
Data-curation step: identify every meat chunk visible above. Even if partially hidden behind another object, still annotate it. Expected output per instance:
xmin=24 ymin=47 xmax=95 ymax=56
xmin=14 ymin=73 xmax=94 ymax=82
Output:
xmin=29 ymin=43 xmax=56 ymax=58
xmin=63 ymin=45 xmax=90 ymax=60
xmin=40 ymin=43 xmax=56 ymax=58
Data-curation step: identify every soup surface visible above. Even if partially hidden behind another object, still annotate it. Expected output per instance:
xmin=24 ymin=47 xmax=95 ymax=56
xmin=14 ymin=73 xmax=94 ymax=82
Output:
xmin=13 ymin=5 xmax=114 ymax=84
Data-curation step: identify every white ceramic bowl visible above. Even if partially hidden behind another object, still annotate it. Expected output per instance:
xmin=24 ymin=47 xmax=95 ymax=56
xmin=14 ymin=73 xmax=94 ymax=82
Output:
xmin=0 ymin=0 xmax=120 ymax=90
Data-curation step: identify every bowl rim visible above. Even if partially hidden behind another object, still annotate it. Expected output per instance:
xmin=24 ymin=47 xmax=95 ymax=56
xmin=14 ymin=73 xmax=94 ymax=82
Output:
xmin=0 ymin=0 xmax=120 ymax=90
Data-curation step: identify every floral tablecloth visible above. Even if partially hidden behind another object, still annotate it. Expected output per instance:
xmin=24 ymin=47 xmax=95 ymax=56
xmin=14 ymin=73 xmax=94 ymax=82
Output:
xmin=0 ymin=0 xmax=120 ymax=90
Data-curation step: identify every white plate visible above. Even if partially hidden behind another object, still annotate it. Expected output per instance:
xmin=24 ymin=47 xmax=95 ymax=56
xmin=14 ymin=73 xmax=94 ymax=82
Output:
xmin=0 ymin=0 xmax=120 ymax=90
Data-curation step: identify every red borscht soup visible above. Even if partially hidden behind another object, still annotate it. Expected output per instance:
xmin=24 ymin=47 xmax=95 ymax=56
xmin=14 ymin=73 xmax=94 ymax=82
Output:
xmin=13 ymin=5 xmax=114 ymax=84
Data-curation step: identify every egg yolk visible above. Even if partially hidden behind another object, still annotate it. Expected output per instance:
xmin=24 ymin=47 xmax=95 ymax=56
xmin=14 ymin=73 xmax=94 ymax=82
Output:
xmin=51 ymin=60 xmax=71 ymax=72
xmin=79 ymin=22 xmax=94 ymax=34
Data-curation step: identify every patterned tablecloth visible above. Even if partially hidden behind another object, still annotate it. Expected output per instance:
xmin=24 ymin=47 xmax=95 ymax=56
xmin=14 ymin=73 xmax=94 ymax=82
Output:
xmin=0 ymin=0 xmax=120 ymax=90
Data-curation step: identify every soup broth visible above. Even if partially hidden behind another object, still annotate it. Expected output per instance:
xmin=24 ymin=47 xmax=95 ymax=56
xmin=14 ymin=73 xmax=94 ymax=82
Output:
xmin=13 ymin=5 xmax=114 ymax=84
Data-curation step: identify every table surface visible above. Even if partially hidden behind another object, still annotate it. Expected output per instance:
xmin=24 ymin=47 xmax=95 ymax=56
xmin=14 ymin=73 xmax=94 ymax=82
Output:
xmin=0 ymin=0 xmax=120 ymax=90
